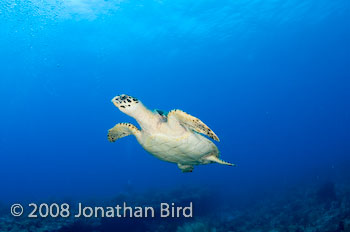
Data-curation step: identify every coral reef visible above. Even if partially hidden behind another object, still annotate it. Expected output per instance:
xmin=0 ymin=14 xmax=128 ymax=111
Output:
xmin=217 ymin=182 xmax=350 ymax=232
xmin=176 ymin=221 xmax=215 ymax=232
xmin=0 ymin=216 xmax=86 ymax=232
xmin=0 ymin=183 xmax=349 ymax=232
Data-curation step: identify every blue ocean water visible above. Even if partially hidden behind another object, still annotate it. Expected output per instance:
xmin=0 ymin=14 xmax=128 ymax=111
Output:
xmin=0 ymin=0 xmax=350 ymax=231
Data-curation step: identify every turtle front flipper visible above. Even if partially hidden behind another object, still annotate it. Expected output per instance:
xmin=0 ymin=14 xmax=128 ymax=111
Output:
xmin=168 ymin=109 xmax=220 ymax=141
xmin=108 ymin=123 xmax=140 ymax=142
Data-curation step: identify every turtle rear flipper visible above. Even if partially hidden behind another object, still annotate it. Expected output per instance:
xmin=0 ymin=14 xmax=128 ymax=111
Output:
xmin=177 ymin=163 xmax=194 ymax=173
xmin=205 ymin=155 xmax=236 ymax=166
xmin=108 ymin=123 xmax=140 ymax=142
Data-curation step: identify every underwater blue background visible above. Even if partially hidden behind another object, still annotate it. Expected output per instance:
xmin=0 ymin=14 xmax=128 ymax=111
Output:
xmin=0 ymin=0 xmax=350 ymax=231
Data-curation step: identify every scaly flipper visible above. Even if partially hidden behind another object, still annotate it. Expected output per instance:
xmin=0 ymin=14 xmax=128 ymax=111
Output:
xmin=167 ymin=109 xmax=220 ymax=141
xmin=205 ymin=155 xmax=236 ymax=166
xmin=177 ymin=163 xmax=194 ymax=173
xmin=107 ymin=123 xmax=140 ymax=142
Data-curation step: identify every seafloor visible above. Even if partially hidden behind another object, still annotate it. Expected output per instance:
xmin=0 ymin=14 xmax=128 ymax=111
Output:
xmin=0 ymin=181 xmax=349 ymax=232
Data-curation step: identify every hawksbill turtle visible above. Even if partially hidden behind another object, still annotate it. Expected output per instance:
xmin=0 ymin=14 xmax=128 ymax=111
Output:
xmin=107 ymin=94 xmax=235 ymax=172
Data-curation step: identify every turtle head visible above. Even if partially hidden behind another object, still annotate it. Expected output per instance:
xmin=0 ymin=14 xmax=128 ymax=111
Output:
xmin=111 ymin=94 xmax=143 ymax=117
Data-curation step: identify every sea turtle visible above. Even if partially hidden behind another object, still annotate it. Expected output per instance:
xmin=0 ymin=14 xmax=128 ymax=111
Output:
xmin=107 ymin=94 xmax=235 ymax=172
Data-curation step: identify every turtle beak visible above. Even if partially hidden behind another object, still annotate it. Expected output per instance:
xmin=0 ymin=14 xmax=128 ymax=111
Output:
xmin=111 ymin=96 xmax=119 ymax=107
